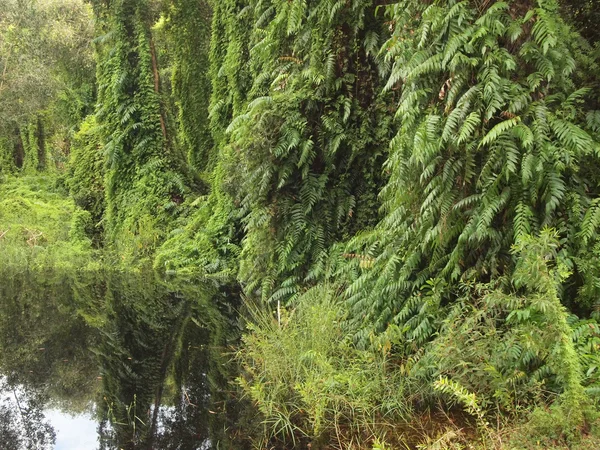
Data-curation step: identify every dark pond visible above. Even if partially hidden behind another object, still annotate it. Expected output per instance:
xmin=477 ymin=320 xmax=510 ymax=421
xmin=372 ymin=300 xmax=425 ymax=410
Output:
xmin=0 ymin=268 xmax=252 ymax=449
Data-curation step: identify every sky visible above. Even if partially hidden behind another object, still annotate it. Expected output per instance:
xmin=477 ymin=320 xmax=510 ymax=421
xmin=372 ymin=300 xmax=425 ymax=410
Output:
xmin=45 ymin=409 xmax=98 ymax=450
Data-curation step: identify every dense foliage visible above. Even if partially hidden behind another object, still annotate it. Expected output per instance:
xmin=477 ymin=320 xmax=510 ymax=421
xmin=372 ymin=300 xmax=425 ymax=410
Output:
xmin=2 ymin=0 xmax=600 ymax=448
xmin=0 ymin=0 xmax=95 ymax=175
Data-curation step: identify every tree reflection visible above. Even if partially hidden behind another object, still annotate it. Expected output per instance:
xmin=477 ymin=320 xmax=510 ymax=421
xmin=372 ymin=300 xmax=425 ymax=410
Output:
xmin=0 ymin=268 xmax=252 ymax=449
xmin=0 ymin=378 xmax=56 ymax=449
xmin=0 ymin=270 xmax=98 ymax=414
xmin=93 ymin=274 xmax=251 ymax=449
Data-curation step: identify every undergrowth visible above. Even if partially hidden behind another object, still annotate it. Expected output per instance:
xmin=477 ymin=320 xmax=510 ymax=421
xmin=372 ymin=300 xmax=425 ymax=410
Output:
xmin=0 ymin=175 xmax=97 ymax=270
xmin=238 ymin=284 xmax=411 ymax=449
xmin=238 ymin=232 xmax=600 ymax=449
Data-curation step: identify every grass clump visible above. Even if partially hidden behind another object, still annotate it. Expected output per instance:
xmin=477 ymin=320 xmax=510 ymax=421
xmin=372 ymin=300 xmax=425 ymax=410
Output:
xmin=237 ymin=284 xmax=410 ymax=449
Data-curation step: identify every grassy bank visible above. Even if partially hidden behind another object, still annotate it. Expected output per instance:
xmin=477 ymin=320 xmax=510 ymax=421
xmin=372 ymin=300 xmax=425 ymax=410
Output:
xmin=0 ymin=175 xmax=97 ymax=270
xmin=239 ymin=292 xmax=600 ymax=450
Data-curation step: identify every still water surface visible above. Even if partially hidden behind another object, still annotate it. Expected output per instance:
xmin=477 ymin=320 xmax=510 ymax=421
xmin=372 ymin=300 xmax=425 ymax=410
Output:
xmin=0 ymin=269 xmax=250 ymax=449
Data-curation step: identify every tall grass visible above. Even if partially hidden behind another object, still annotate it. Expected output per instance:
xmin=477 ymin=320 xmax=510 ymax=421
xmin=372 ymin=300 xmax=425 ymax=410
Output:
xmin=237 ymin=284 xmax=411 ymax=449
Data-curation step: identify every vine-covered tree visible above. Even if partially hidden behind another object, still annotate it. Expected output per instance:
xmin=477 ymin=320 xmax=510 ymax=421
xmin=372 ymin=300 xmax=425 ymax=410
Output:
xmin=344 ymin=0 xmax=600 ymax=343
xmin=91 ymin=0 xmax=187 ymax=257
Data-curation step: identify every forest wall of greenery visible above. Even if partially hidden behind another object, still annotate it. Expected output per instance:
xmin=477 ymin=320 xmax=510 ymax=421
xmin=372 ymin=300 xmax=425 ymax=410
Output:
xmin=1 ymin=0 xmax=600 ymax=448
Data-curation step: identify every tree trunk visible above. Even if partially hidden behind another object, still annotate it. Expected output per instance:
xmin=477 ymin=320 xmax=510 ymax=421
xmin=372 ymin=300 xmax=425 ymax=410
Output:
xmin=36 ymin=115 xmax=46 ymax=171
xmin=149 ymin=39 xmax=168 ymax=143
xmin=13 ymin=125 xmax=24 ymax=169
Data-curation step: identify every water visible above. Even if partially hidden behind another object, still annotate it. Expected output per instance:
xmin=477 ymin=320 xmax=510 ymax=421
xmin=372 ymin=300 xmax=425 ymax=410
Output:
xmin=0 ymin=268 xmax=251 ymax=449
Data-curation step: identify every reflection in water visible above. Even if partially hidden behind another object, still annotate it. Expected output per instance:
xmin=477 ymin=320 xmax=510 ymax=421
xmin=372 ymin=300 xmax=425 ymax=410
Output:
xmin=0 ymin=377 xmax=56 ymax=449
xmin=0 ymin=268 xmax=251 ymax=449
xmin=45 ymin=409 xmax=96 ymax=450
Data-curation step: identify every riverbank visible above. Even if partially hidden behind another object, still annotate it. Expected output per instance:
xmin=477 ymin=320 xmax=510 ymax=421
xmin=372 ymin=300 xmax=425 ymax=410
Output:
xmin=0 ymin=175 xmax=96 ymax=270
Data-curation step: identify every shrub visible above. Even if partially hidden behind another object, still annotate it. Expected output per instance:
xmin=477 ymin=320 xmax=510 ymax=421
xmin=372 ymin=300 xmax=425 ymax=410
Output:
xmin=237 ymin=284 xmax=409 ymax=449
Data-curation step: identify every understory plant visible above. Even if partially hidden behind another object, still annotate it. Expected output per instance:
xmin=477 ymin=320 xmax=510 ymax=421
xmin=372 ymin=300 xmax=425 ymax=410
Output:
xmin=239 ymin=231 xmax=600 ymax=449
xmin=419 ymin=230 xmax=598 ymax=447
xmin=237 ymin=284 xmax=411 ymax=449
xmin=0 ymin=176 xmax=96 ymax=270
